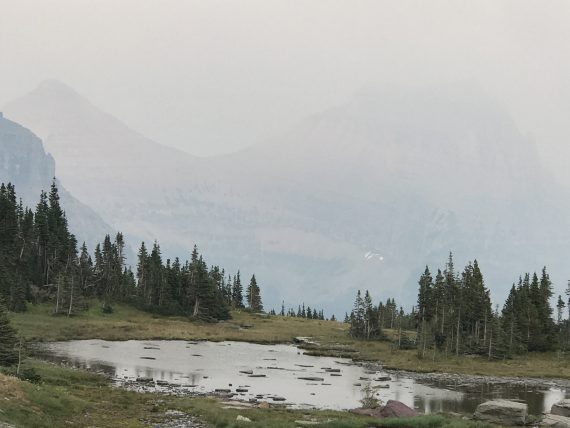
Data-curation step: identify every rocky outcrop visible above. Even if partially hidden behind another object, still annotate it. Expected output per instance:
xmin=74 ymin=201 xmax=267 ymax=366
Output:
xmin=350 ymin=400 xmax=418 ymax=418
xmin=8 ymin=80 xmax=570 ymax=315
xmin=473 ymin=399 xmax=527 ymax=425
xmin=378 ymin=400 xmax=419 ymax=418
xmin=552 ymin=400 xmax=570 ymax=417
xmin=542 ymin=414 xmax=570 ymax=428
xmin=0 ymin=113 xmax=114 ymax=251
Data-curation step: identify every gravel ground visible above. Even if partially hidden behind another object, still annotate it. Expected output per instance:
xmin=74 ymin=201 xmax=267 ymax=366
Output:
xmin=144 ymin=410 xmax=213 ymax=428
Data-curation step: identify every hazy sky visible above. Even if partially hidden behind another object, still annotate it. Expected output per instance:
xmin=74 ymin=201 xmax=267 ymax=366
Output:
xmin=1 ymin=1 xmax=569 ymax=181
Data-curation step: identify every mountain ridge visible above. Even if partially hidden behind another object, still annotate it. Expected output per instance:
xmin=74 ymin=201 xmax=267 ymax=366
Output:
xmin=0 ymin=112 xmax=116 ymax=251
xmin=4 ymin=80 xmax=569 ymax=314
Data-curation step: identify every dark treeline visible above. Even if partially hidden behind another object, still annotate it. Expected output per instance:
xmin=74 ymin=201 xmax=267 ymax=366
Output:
xmin=416 ymin=253 xmax=559 ymax=358
xmin=274 ymin=301 xmax=328 ymax=320
xmin=347 ymin=290 xmax=415 ymax=342
xmin=0 ymin=182 xmax=263 ymax=322
xmin=347 ymin=252 xmax=566 ymax=359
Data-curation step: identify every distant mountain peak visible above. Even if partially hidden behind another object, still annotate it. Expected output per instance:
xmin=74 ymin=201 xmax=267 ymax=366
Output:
xmin=25 ymin=79 xmax=94 ymax=110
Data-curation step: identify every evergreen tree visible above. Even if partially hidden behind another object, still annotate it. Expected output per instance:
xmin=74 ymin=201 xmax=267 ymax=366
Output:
xmin=232 ymin=271 xmax=244 ymax=309
xmin=245 ymin=274 xmax=263 ymax=312
xmin=0 ymin=299 xmax=18 ymax=366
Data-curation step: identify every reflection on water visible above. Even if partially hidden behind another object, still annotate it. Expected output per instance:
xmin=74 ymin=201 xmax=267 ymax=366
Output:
xmin=36 ymin=340 xmax=568 ymax=413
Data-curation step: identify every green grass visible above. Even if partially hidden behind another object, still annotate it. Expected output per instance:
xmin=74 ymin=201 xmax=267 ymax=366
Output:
xmin=10 ymin=300 xmax=570 ymax=379
xmin=1 ymin=303 xmax=519 ymax=427
xmin=0 ymin=360 xmax=488 ymax=428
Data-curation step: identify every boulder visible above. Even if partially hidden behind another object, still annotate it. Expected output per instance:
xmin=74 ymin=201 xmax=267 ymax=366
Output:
xmin=236 ymin=415 xmax=252 ymax=422
xmin=349 ymin=408 xmax=382 ymax=417
xmin=552 ymin=400 xmax=570 ymax=417
xmin=474 ymin=399 xmax=527 ymax=425
xmin=349 ymin=400 xmax=418 ymax=418
xmin=542 ymin=414 xmax=570 ymax=428
xmin=378 ymin=400 xmax=419 ymax=418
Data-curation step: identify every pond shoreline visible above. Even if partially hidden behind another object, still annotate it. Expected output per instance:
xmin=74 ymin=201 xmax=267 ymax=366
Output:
xmin=33 ymin=337 xmax=570 ymax=391
xmin=382 ymin=367 xmax=570 ymax=390
xmin=34 ymin=339 xmax=570 ymax=416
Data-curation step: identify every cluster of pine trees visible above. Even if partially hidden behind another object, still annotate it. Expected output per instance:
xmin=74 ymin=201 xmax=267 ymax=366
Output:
xmin=417 ymin=253 xmax=560 ymax=359
xmin=277 ymin=302 xmax=327 ymax=320
xmin=0 ymin=182 xmax=263 ymax=322
xmin=501 ymin=271 xmax=557 ymax=353
xmin=347 ymin=290 xmax=414 ymax=341
xmin=346 ymin=253 xmax=568 ymax=359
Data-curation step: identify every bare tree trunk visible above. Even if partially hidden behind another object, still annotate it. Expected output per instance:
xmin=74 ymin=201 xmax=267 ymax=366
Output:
xmin=488 ymin=327 xmax=493 ymax=360
xmin=475 ymin=320 xmax=479 ymax=345
xmin=398 ymin=315 xmax=402 ymax=349
xmin=193 ymin=297 xmax=200 ymax=317
xmin=55 ymin=278 xmax=60 ymax=314
xmin=67 ymin=276 xmax=74 ymax=317
xmin=456 ymin=309 xmax=461 ymax=357
xmin=16 ymin=337 xmax=23 ymax=376
xmin=510 ymin=320 xmax=514 ymax=353
xmin=483 ymin=308 xmax=487 ymax=344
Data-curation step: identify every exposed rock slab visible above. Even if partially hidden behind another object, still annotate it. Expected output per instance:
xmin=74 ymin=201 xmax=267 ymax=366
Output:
xmin=552 ymin=400 xmax=570 ymax=417
xmin=542 ymin=414 xmax=570 ymax=428
xmin=473 ymin=399 xmax=527 ymax=425
xmin=349 ymin=400 xmax=418 ymax=418
xmin=378 ymin=400 xmax=419 ymax=418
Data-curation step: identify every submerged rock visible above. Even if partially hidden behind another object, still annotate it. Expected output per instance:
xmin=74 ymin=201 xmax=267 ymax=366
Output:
xmin=272 ymin=396 xmax=286 ymax=401
xmin=375 ymin=376 xmax=391 ymax=381
xmin=474 ymin=399 xmax=527 ymax=425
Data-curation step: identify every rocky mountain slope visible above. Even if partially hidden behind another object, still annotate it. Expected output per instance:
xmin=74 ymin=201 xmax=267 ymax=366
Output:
xmin=5 ymin=81 xmax=569 ymax=313
xmin=0 ymin=112 xmax=115 ymax=251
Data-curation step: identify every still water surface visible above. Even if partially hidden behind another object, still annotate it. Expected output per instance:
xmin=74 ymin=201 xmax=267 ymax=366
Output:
xmin=37 ymin=340 xmax=568 ymax=413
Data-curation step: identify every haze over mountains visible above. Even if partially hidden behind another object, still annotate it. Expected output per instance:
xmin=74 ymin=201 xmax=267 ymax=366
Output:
xmin=0 ymin=112 xmax=115 ymax=250
xmin=3 ymin=80 xmax=569 ymax=313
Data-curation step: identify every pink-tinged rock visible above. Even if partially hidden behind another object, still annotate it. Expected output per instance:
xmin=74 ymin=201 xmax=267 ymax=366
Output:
xmin=349 ymin=400 xmax=419 ymax=418
xmin=378 ymin=400 xmax=419 ymax=418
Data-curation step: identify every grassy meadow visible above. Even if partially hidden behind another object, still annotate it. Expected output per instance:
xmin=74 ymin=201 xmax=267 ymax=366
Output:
xmin=9 ymin=300 xmax=570 ymax=379
xmin=0 ymin=360 xmax=491 ymax=428
xmin=1 ymin=301 xmax=568 ymax=426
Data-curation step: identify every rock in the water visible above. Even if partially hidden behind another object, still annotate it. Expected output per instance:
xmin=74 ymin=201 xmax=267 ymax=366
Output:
xmin=474 ymin=399 xmax=527 ymax=425
xmin=552 ymin=400 xmax=570 ymax=417
xmin=375 ymin=376 xmax=391 ymax=381
xmin=542 ymin=414 xmax=570 ymax=428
